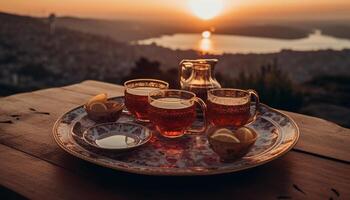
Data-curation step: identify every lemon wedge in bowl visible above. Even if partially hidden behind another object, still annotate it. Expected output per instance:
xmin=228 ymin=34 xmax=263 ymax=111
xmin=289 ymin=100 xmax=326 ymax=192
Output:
xmin=89 ymin=102 xmax=108 ymax=112
xmin=84 ymin=93 xmax=124 ymax=122
xmin=207 ymin=126 xmax=258 ymax=162
xmin=235 ymin=127 xmax=255 ymax=142
xmin=211 ymin=129 xmax=240 ymax=143
xmin=87 ymin=93 xmax=107 ymax=108
xmin=215 ymin=128 xmax=233 ymax=135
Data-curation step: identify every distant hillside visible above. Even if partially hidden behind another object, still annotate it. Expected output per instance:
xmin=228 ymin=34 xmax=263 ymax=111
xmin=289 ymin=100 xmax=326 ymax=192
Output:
xmin=55 ymin=17 xmax=186 ymax=42
xmin=282 ymin=20 xmax=350 ymax=40
xmin=320 ymin=25 xmax=350 ymax=40
xmin=56 ymin=16 xmax=350 ymax=42
xmin=55 ymin=16 xmax=312 ymax=42
xmin=0 ymin=12 xmax=138 ymax=93
xmin=216 ymin=25 xmax=311 ymax=39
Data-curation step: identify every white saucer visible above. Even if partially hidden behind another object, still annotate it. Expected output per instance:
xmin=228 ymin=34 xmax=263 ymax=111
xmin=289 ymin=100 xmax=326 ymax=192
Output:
xmin=83 ymin=122 xmax=152 ymax=150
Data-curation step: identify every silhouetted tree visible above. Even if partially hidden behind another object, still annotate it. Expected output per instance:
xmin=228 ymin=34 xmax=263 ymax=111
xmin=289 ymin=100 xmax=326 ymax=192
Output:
xmin=121 ymin=57 xmax=179 ymax=88
xmin=305 ymin=75 xmax=350 ymax=107
xmin=164 ymin=68 xmax=180 ymax=89
xmin=17 ymin=63 xmax=54 ymax=79
xmin=122 ymin=57 xmax=162 ymax=81
xmin=219 ymin=59 xmax=304 ymax=111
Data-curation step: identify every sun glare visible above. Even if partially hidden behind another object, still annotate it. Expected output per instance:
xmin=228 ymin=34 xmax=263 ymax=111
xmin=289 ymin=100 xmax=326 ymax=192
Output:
xmin=202 ymin=31 xmax=211 ymax=39
xmin=188 ymin=0 xmax=224 ymax=20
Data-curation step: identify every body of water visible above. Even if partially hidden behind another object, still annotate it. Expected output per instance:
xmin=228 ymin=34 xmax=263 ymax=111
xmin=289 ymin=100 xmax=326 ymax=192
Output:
xmin=137 ymin=30 xmax=350 ymax=54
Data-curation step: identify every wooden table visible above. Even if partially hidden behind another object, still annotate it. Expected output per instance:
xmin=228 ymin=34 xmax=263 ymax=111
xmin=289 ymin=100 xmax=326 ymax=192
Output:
xmin=0 ymin=80 xmax=349 ymax=200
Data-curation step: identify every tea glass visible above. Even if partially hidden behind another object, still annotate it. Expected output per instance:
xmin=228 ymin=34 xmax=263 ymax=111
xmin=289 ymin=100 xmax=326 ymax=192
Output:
xmin=207 ymin=88 xmax=260 ymax=127
xmin=124 ymin=79 xmax=169 ymax=122
xmin=148 ymin=89 xmax=207 ymax=138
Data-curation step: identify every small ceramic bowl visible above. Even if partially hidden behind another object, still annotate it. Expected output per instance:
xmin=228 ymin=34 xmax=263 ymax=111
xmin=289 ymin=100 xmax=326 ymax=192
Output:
xmin=84 ymin=101 xmax=124 ymax=122
xmin=83 ymin=122 xmax=152 ymax=151
xmin=207 ymin=126 xmax=258 ymax=162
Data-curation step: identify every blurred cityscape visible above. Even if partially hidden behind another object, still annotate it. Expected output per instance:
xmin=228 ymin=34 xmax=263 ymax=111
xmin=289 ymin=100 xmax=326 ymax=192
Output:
xmin=0 ymin=12 xmax=349 ymax=127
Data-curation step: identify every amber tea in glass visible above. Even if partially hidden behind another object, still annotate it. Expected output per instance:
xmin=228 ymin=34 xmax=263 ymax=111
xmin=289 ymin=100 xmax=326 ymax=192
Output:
xmin=179 ymin=59 xmax=221 ymax=101
xmin=148 ymin=89 xmax=207 ymax=138
xmin=124 ymin=79 xmax=169 ymax=122
xmin=207 ymin=88 xmax=260 ymax=127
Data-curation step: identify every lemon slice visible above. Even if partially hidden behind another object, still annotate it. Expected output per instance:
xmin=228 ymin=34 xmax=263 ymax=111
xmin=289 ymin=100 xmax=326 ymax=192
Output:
xmin=87 ymin=93 xmax=107 ymax=107
xmin=211 ymin=132 xmax=240 ymax=143
xmin=235 ymin=127 xmax=254 ymax=142
xmin=215 ymin=128 xmax=233 ymax=135
xmin=89 ymin=102 xmax=108 ymax=112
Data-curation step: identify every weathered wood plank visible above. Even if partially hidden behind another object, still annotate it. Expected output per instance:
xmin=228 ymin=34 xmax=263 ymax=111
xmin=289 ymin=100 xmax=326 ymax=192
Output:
xmin=284 ymin=110 xmax=350 ymax=162
xmin=0 ymin=144 xmax=348 ymax=200
xmin=80 ymin=80 xmax=125 ymax=91
xmin=62 ymin=81 xmax=124 ymax=97
xmin=0 ymin=92 xmax=77 ymax=115
xmin=0 ymin=92 xmax=78 ymax=142
xmin=34 ymin=87 xmax=92 ymax=104
xmin=0 ymin=144 xmax=122 ymax=200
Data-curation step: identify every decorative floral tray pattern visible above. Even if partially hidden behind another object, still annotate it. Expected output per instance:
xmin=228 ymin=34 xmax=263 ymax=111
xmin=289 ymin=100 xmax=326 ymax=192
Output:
xmin=53 ymin=97 xmax=299 ymax=176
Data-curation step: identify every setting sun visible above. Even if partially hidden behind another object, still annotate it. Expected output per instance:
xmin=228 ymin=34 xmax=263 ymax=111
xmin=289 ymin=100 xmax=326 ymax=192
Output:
xmin=188 ymin=0 xmax=224 ymax=20
xmin=202 ymin=30 xmax=211 ymax=39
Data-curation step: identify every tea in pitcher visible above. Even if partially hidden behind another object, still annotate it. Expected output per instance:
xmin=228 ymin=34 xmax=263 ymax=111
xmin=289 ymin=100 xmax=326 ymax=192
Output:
xmin=179 ymin=59 xmax=221 ymax=101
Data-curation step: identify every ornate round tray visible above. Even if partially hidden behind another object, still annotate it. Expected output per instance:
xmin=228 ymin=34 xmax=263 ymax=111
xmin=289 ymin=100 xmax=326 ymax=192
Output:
xmin=53 ymin=97 xmax=299 ymax=176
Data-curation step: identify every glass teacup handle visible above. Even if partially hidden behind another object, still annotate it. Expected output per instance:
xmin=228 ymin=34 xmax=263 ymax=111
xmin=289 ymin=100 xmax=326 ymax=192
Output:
xmin=179 ymin=60 xmax=194 ymax=87
xmin=187 ymin=97 xmax=207 ymax=134
xmin=246 ymin=89 xmax=260 ymax=124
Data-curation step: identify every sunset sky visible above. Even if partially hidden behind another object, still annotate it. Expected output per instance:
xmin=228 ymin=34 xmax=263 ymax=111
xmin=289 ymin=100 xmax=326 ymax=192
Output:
xmin=1 ymin=0 xmax=349 ymax=21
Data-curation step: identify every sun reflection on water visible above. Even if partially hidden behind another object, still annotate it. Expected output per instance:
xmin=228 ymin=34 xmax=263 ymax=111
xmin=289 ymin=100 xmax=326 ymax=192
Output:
xmin=199 ymin=38 xmax=212 ymax=53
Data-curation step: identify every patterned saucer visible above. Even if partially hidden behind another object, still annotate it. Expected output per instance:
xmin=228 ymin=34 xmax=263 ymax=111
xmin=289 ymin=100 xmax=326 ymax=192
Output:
xmin=53 ymin=96 xmax=299 ymax=176
xmin=83 ymin=122 xmax=152 ymax=150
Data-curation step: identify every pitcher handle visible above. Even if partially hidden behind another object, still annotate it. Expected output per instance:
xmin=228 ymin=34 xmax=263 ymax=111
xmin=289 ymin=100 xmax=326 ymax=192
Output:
xmin=179 ymin=60 xmax=193 ymax=88
xmin=187 ymin=97 xmax=207 ymax=134
xmin=246 ymin=89 xmax=260 ymax=124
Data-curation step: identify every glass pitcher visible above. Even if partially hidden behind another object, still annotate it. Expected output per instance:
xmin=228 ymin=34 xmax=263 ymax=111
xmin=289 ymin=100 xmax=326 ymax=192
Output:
xmin=179 ymin=59 xmax=221 ymax=101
